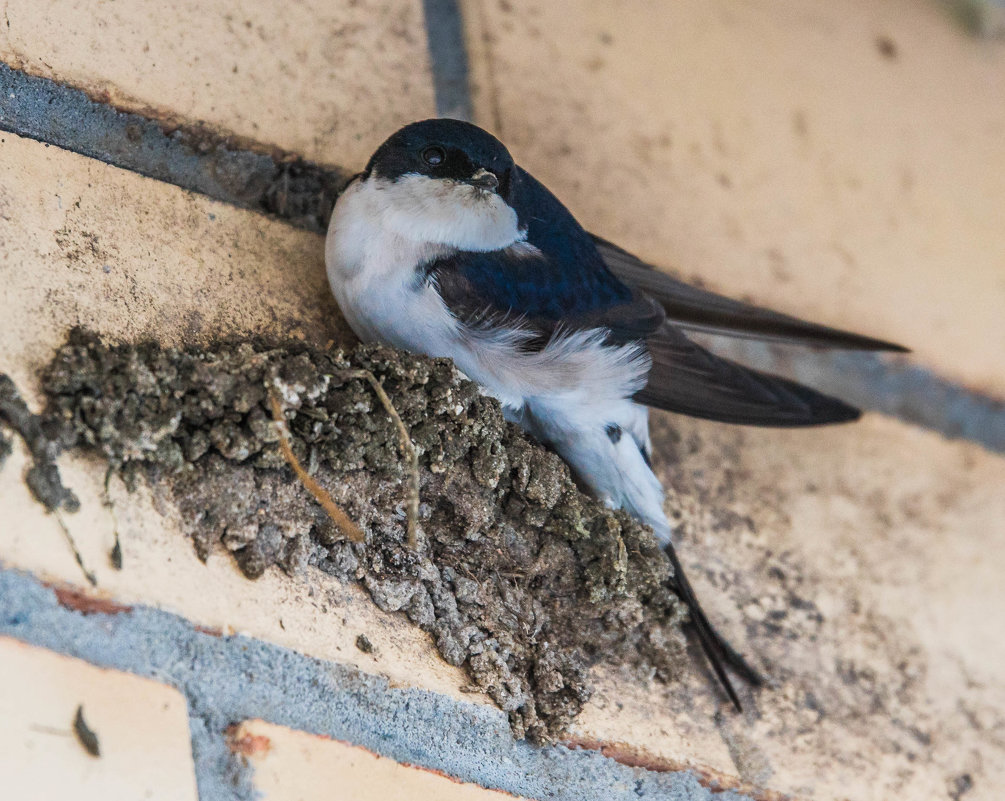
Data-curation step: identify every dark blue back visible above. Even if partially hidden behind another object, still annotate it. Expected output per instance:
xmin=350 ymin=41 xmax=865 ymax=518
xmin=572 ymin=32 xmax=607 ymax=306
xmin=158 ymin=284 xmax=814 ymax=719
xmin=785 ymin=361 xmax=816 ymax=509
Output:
xmin=446 ymin=167 xmax=634 ymax=323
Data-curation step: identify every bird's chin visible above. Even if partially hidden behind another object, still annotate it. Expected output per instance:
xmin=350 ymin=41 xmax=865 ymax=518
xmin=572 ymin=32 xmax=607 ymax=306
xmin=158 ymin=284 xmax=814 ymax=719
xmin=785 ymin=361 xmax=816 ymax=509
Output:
xmin=378 ymin=174 xmax=523 ymax=251
xmin=462 ymin=184 xmax=499 ymax=201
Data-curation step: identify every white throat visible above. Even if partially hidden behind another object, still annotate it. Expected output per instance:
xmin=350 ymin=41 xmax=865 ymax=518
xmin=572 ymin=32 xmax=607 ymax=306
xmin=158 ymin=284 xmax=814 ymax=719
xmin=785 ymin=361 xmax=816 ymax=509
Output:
xmin=369 ymin=173 xmax=523 ymax=252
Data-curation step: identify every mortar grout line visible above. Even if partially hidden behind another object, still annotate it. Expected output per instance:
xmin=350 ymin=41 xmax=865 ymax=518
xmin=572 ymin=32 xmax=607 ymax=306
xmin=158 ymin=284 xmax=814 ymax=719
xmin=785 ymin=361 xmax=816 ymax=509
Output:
xmin=185 ymin=704 xmax=257 ymax=801
xmin=422 ymin=0 xmax=475 ymax=121
xmin=703 ymin=338 xmax=1005 ymax=454
xmin=1 ymin=61 xmax=1003 ymax=456
xmin=0 ymin=567 xmax=749 ymax=801
xmin=0 ymin=63 xmax=346 ymax=235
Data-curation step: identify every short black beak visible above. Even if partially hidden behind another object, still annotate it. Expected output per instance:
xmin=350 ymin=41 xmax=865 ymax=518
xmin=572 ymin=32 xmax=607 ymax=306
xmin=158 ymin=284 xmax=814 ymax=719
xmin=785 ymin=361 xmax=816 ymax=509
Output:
xmin=466 ymin=168 xmax=499 ymax=191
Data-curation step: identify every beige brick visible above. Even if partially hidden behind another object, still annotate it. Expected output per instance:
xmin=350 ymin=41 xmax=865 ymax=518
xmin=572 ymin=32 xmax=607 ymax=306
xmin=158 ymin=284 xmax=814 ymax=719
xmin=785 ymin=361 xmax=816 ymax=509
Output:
xmin=230 ymin=719 xmax=527 ymax=800
xmin=0 ymin=0 xmax=435 ymax=166
xmin=463 ymin=0 xmax=1005 ymax=398
xmin=0 ymin=637 xmax=198 ymax=801
xmin=2 ymin=136 xmax=1004 ymax=800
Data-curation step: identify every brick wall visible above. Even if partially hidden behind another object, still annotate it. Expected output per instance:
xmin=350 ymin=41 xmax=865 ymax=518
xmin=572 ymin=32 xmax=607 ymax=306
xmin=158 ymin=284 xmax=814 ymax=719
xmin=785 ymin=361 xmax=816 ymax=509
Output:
xmin=1 ymin=2 xmax=1004 ymax=799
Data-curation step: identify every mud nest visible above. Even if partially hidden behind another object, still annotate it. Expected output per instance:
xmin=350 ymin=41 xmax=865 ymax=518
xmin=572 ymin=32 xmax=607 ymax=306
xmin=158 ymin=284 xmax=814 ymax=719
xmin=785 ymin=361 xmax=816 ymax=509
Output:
xmin=3 ymin=329 xmax=691 ymax=741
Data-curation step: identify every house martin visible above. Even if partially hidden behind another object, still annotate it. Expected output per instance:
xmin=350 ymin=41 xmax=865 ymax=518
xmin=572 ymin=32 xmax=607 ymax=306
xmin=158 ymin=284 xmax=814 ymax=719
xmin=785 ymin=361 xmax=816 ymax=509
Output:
xmin=325 ymin=118 xmax=906 ymax=710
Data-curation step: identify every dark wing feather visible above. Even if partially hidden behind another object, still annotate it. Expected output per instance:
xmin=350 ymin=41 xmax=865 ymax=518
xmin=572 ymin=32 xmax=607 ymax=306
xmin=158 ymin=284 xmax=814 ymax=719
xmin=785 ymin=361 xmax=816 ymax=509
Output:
xmin=637 ymin=325 xmax=860 ymax=426
xmin=429 ymin=167 xmax=667 ymax=342
xmin=428 ymin=166 xmax=863 ymax=427
xmin=591 ymin=235 xmax=908 ymax=353
xmin=429 ymin=248 xmax=665 ymax=343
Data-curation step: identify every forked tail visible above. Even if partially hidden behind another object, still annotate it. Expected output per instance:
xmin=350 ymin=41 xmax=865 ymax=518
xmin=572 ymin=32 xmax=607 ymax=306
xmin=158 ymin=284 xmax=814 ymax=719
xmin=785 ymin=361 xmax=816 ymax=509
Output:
xmin=663 ymin=543 xmax=764 ymax=711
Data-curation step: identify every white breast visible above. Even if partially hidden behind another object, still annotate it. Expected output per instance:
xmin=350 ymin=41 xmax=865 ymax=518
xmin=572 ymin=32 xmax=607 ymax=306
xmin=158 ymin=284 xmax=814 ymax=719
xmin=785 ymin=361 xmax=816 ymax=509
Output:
xmin=325 ymin=176 xmax=470 ymax=377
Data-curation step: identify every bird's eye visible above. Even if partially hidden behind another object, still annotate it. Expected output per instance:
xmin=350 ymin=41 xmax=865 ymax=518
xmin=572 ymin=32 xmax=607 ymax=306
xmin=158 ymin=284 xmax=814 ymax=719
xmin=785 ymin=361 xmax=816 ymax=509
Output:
xmin=421 ymin=146 xmax=446 ymax=166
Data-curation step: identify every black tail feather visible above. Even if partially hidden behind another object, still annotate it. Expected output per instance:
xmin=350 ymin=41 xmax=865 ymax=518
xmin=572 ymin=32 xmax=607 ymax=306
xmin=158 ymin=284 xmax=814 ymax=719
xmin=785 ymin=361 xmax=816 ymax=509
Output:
xmin=664 ymin=544 xmax=764 ymax=711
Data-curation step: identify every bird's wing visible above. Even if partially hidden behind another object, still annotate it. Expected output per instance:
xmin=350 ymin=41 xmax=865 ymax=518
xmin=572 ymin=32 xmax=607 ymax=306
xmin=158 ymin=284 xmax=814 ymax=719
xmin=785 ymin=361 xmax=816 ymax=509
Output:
xmin=427 ymin=247 xmax=665 ymax=344
xmin=636 ymin=325 xmax=860 ymax=426
xmin=429 ymin=244 xmax=861 ymax=427
xmin=430 ymin=166 xmax=864 ymax=427
xmin=429 ymin=166 xmax=668 ymax=344
xmin=591 ymin=235 xmax=907 ymax=352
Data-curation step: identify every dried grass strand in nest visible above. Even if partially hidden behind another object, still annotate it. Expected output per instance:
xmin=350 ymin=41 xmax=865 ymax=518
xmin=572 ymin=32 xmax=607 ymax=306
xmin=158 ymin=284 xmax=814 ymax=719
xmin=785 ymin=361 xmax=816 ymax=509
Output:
xmin=338 ymin=368 xmax=421 ymax=549
xmin=266 ymin=390 xmax=365 ymax=544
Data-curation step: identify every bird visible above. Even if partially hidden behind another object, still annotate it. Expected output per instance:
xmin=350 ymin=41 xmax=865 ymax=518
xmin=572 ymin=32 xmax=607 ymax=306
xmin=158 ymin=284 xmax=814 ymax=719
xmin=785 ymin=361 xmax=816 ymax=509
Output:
xmin=324 ymin=118 xmax=906 ymax=710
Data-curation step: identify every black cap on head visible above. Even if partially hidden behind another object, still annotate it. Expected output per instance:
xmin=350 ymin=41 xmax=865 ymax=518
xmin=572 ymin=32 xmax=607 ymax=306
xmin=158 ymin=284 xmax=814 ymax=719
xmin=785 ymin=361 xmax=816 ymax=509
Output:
xmin=366 ymin=119 xmax=515 ymax=191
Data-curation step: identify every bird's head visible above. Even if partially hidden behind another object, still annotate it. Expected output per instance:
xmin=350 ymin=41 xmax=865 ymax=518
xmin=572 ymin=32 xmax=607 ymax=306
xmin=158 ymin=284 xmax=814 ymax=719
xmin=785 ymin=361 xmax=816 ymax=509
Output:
xmin=363 ymin=119 xmax=524 ymax=251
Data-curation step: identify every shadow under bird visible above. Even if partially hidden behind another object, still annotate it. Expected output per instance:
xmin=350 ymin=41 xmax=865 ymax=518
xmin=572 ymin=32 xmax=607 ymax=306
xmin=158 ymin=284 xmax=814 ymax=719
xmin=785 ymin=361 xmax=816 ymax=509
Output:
xmin=324 ymin=118 xmax=907 ymax=710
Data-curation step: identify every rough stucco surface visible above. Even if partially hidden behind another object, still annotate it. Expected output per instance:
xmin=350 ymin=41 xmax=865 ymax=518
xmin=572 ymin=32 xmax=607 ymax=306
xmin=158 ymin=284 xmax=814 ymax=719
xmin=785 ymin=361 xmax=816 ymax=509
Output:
xmin=463 ymin=0 xmax=1005 ymax=400
xmin=0 ymin=132 xmax=348 ymax=393
xmin=0 ymin=132 xmax=476 ymax=700
xmin=0 ymin=570 xmax=746 ymax=801
xmin=633 ymin=413 xmax=1005 ymax=799
xmin=0 ymin=0 xmax=436 ymax=167
xmin=1 ymin=132 xmax=1004 ymax=800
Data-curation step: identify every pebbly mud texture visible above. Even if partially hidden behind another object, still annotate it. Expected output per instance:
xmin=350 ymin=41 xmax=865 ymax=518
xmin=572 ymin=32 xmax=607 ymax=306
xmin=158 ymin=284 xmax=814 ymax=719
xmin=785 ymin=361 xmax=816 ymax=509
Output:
xmin=5 ymin=329 xmax=690 ymax=742
xmin=0 ymin=373 xmax=79 ymax=512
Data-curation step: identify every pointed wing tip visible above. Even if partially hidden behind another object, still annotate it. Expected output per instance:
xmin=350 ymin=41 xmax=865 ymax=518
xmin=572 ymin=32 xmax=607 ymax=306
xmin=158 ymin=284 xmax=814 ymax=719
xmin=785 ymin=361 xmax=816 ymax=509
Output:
xmin=812 ymin=400 xmax=862 ymax=425
xmin=785 ymin=393 xmax=862 ymax=426
xmin=839 ymin=336 xmax=910 ymax=354
xmin=742 ymin=328 xmax=911 ymax=354
xmin=639 ymin=329 xmax=868 ymax=427
xmin=589 ymin=233 xmax=913 ymax=355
